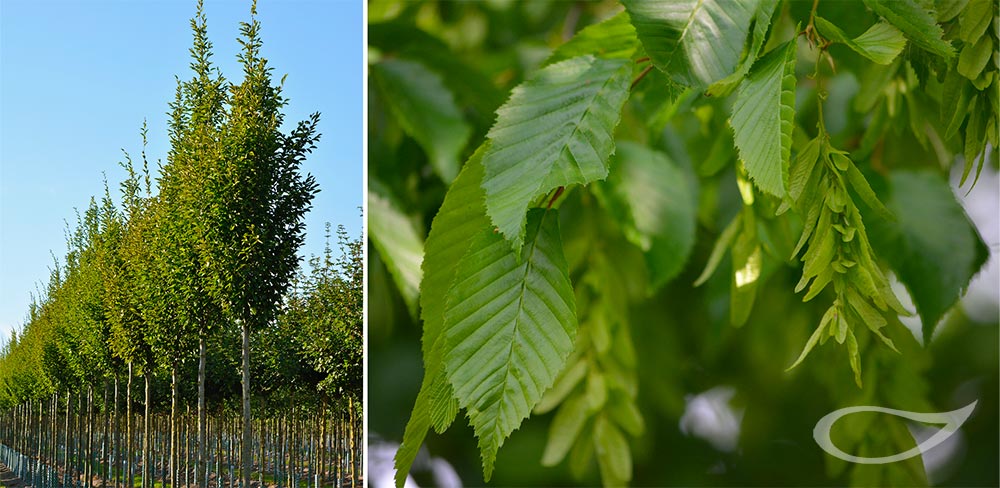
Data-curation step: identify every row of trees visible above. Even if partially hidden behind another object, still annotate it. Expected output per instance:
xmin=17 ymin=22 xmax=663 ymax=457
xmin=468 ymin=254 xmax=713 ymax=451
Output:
xmin=0 ymin=1 xmax=361 ymax=487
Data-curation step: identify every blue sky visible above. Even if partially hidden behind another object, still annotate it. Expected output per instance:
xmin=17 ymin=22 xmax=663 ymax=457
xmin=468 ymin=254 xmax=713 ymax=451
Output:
xmin=0 ymin=0 xmax=362 ymax=343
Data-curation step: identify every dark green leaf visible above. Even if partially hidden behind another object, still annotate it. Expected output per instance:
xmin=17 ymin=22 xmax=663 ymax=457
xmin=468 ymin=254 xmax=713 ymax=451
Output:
xmin=596 ymin=142 xmax=698 ymax=291
xmin=624 ymin=0 xmax=757 ymax=87
xmin=868 ymin=171 xmax=989 ymax=344
xmin=371 ymin=59 xmax=472 ymax=182
xmin=864 ymin=0 xmax=955 ymax=59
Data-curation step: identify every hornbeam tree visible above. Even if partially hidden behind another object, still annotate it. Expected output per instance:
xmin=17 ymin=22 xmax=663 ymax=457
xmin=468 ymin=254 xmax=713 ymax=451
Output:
xmin=161 ymin=2 xmax=228 ymax=485
xmin=204 ymin=2 xmax=320 ymax=486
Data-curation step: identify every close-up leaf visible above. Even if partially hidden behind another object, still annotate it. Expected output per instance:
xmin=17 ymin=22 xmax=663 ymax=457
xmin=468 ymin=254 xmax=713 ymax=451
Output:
xmin=481 ymin=55 xmax=631 ymax=253
xmin=623 ymin=0 xmax=758 ymax=87
xmin=868 ymin=171 xmax=989 ymax=344
xmin=815 ymin=16 xmax=907 ymax=65
xmin=863 ymin=0 xmax=955 ymax=58
xmin=442 ymin=209 xmax=577 ymax=480
xmin=730 ymin=41 xmax=797 ymax=198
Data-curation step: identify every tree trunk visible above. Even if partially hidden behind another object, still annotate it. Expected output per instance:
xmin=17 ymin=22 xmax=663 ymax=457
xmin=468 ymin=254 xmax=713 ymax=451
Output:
xmin=143 ymin=369 xmax=151 ymax=488
xmin=241 ymin=319 xmax=251 ymax=488
xmin=349 ymin=397 xmax=356 ymax=488
xmin=171 ymin=363 xmax=178 ymax=488
xmin=319 ymin=398 xmax=326 ymax=486
xmin=185 ymin=405 xmax=191 ymax=488
xmin=87 ymin=384 xmax=94 ymax=488
xmin=64 ymin=391 xmax=70 ymax=487
xmin=127 ymin=363 xmax=133 ymax=488
xmin=198 ymin=333 xmax=207 ymax=488
xmin=103 ymin=381 xmax=109 ymax=487
xmin=113 ymin=375 xmax=119 ymax=488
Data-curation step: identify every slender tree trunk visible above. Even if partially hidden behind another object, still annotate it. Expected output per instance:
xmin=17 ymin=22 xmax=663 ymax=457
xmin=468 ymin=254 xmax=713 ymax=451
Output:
xmin=319 ymin=399 xmax=326 ymax=486
xmin=185 ymin=405 xmax=190 ymax=488
xmin=103 ymin=382 xmax=109 ymax=488
xmin=143 ymin=369 xmax=151 ymax=488
xmin=87 ymin=384 xmax=94 ymax=488
xmin=113 ymin=375 xmax=119 ymax=488
xmin=64 ymin=391 xmax=70 ymax=488
xmin=127 ymin=363 xmax=133 ymax=488
xmin=241 ymin=319 xmax=251 ymax=488
xmin=198 ymin=333 xmax=207 ymax=488
xmin=349 ymin=397 xmax=356 ymax=488
xmin=170 ymin=363 xmax=177 ymax=488
xmin=78 ymin=388 xmax=84 ymax=487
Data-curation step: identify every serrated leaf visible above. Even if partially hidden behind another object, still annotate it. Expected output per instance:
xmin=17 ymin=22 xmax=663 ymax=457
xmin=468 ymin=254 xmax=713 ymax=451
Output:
xmin=420 ymin=147 xmax=491 ymax=428
xmin=420 ymin=147 xmax=490 ymax=353
xmin=864 ymin=0 xmax=955 ymax=59
xmin=958 ymin=34 xmax=993 ymax=80
xmin=394 ymin=150 xmax=489 ymax=488
xmin=392 ymin=382 xmax=432 ymax=488
xmin=427 ymin=366 xmax=459 ymax=433
xmin=548 ymin=11 xmax=639 ymax=65
xmin=596 ymin=142 xmax=697 ymax=291
xmin=481 ymin=55 xmax=631 ymax=254
xmin=541 ymin=395 xmax=590 ymax=466
xmin=959 ymin=0 xmax=992 ymax=43
xmin=624 ymin=0 xmax=758 ymax=87
xmin=594 ymin=415 xmax=632 ymax=486
xmin=708 ymin=0 xmax=780 ymax=96
xmin=368 ymin=188 xmax=423 ymax=317
xmin=371 ymin=59 xmax=471 ymax=182
xmin=868 ymin=171 xmax=989 ymax=344
xmin=443 ymin=208 xmax=577 ymax=481
xmin=815 ymin=17 xmax=907 ymax=65
xmin=731 ymin=41 xmax=797 ymax=198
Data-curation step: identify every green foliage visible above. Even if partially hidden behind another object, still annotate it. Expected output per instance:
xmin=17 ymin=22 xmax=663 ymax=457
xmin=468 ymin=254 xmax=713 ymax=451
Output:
xmin=594 ymin=142 xmax=697 ymax=290
xmin=442 ymin=208 xmax=576 ymax=480
xmin=623 ymin=0 xmax=757 ymax=87
xmin=368 ymin=188 xmax=424 ymax=317
xmin=481 ymin=55 xmax=632 ymax=253
xmin=730 ymin=41 xmax=797 ymax=197
xmin=371 ymin=1 xmax=997 ymax=486
xmin=371 ymin=59 xmax=471 ymax=182
xmin=868 ymin=171 xmax=989 ymax=343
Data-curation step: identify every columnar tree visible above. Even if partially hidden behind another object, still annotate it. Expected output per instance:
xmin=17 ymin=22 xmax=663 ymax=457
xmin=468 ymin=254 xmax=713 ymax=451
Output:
xmin=106 ymin=149 xmax=158 ymax=488
xmin=205 ymin=2 xmax=320 ymax=485
xmin=160 ymin=2 xmax=228 ymax=485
